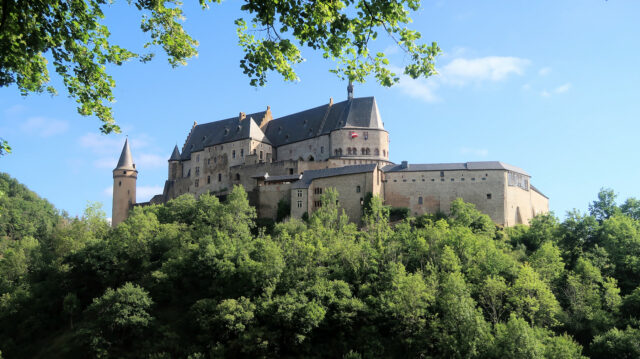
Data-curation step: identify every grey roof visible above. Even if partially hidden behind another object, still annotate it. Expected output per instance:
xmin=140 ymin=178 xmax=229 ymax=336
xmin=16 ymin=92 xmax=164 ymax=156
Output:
xmin=180 ymin=111 xmax=268 ymax=160
xmin=264 ymin=174 xmax=303 ymax=182
xmin=531 ymin=185 xmax=548 ymax=199
xmin=292 ymin=164 xmax=378 ymax=189
xmin=382 ymin=161 xmax=529 ymax=176
xmin=115 ymin=138 xmax=135 ymax=170
xmin=264 ymin=97 xmax=384 ymax=146
xmin=169 ymin=145 xmax=181 ymax=161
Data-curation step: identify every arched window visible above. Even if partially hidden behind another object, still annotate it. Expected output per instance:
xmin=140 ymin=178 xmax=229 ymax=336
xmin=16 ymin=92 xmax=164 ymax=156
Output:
xmin=334 ymin=149 xmax=338 ymax=156
xmin=361 ymin=148 xmax=365 ymax=155
xmin=375 ymin=148 xmax=379 ymax=156
xmin=366 ymin=148 xmax=370 ymax=155
xmin=338 ymin=148 xmax=343 ymax=155
xmin=347 ymin=148 xmax=352 ymax=155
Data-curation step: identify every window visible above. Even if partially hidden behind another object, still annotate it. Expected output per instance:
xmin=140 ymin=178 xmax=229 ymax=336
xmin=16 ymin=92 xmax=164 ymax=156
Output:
xmin=440 ymin=171 xmax=444 ymax=177
xmin=232 ymin=150 xmax=236 ymax=159
xmin=383 ymin=150 xmax=386 ymax=157
xmin=235 ymin=173 xmax=240 ymax=181
xmin=207 ymin=175 xmax=211 ymax=184
xmin=375 ymin=148 xmax=379 ymax=156
xmin=297 ymin=200 xmax=303 ymax=208
xmin=260 ymin=151 xmax=263 ymax=160
xmin=361 ymin=148 xmax=365 ymax=155
xmin=482 ymin=177 xmax=487 ymax=181
xmin=297 ymin=189 xmax=303 ymax=197
xmin=347 ymin=148 xmax=352 ymax=155
xmin=508 ymin=171 xmax=529 ymax=190
xmin=366 ymin=148 xmax=370 ymax=155
xmin=195 ymin=167 xmax=200 ymax=176
xmin=195 ymin=179 xmax=199 ymax=187
xmin=431 ymin=179 xmax=435 ymax=182
xmin=220 ymin=145 xmax=223 ymax=150
xmin=418 ymin=196 xmax=423 ymax=205
xmin=441 ymin=178 xmax=445 ymax=182
xmin=240 ymin=149 xmax=244 ymax=157
xmin=314 ymin=201 xmax=323 ymax=208
xmin=196 ymin=154 xmax=200 ymax=162
xmin=290 ymin=168 xmax=294 ymax=175
xmin=356 ymin=185 xmax=361 ymax=193
xmin=451 ymin=178 xmax=454 ymax=181
xmin=364 ymin=131 xmax=368 ymax=140
xmin=207 ymin=159 xmax=210 ymax=165
xmin=123 ymin=170 xmax=127 ymax=174
xmin=335 ymin=149 xmax=339 ymax=156
xmin=412 ymin=179 xmax=416 ymax=182
xmin=487 ymin=193 xmax=492 ymax=199
xmin=320 ymin=146 xmax=324 ymax=153
xmin=314 ymin=187 xmax=323 ymax=195
xmin=218 ymin=173 xmax=222 ymax=182
xmin=471 ymin=177 xmax=475 ymax=181
xmin=118 ymin=181 xmax=121 ymax=187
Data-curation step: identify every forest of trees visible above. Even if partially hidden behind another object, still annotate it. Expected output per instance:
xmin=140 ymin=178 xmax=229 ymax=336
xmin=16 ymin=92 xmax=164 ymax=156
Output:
xmin=1 ymin=172 xmax=640 ymax=358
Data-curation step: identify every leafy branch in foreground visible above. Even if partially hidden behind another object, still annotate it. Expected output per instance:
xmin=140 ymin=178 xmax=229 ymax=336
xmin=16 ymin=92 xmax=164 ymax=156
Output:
xmin=0 ymin=0 xmax=439 ymax=146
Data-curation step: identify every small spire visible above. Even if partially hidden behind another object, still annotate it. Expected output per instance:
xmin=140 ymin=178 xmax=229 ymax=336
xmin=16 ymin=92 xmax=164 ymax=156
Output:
xmin=169 ymin=144 xmax=181 ymax=161
xmin=347 ymin=81 xmax=354 ymax=100
xmin=115 ymin=138 xmax=136 ymax=170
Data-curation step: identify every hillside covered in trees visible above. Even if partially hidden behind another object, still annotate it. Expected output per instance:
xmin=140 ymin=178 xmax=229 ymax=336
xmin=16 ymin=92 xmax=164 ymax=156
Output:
xmin=1 ymin=172 xmax=640 ymax=358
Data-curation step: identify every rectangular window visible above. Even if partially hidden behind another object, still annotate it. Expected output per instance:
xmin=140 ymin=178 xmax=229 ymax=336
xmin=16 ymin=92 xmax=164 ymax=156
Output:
xmin=232 ymin=150 xmax=236 ymax=159
xmin=260 ymin=151 xmax=263 ymax=160
xmin=320 ymin=146 xmax=324 ymax=153
xmin=207 ymin=175 xmax=211 ymax=184
xmin=364 ymin=131 xmax=368 ymax=140
xmin=418 ymin=196 xmax=423 ymax=205
xmin=240 ymin=149 xmax=244 ymax=157
xmin=196 ymin=154 xmax=200 ymax=162
xmin=195 ymin=167 xmax=200 ymax=176
xmin=297 ymin=189 xmax=303 ymax=197
xmin=195 ymin=179 xmax=199 ymax=187
xmin=487 ymin=193 xmax=492 ymax=199
xmin=440 ymin=171 xmax=444 ymax=177
xmin=297 ymin=200 xmax=302 ymax=208
xmin=218 ymin=173 xmax=222 ymax=182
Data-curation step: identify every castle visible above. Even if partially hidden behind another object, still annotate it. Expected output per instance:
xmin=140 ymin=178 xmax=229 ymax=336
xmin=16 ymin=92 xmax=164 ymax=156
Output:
xmin=112 ymin=88 xmax=549 ymax=227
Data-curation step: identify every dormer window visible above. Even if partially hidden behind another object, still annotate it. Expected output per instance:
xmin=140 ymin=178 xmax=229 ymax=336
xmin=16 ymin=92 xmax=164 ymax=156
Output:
xmin=224 ymin=128 xmax=229 ymax=135
xmin=237 ymin=125 xmax=241 ymax=132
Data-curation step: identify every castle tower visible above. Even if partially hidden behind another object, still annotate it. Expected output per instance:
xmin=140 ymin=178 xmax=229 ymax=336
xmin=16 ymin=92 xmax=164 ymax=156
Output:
xmin=168 ymin=145 xmax=181 ymax=180
xmin=112 ymin=138 xmax=137 ymax=227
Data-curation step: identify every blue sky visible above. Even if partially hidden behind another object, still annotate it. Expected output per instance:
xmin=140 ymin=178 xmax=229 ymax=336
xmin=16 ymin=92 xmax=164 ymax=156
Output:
xmin=1 ymin=0 xmax=639 ymax=220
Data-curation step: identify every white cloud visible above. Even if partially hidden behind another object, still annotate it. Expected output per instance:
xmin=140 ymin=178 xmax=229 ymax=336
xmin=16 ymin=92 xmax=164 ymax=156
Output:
xmin=540 ymin=83 xmax=571 ymax=98
xmin=441 ymin=56 xmax=530 ymax=85
xmin=538 ymin=67 xmax=551 ymax=76
xmin=4 ymin=104 xmax=27 ymax=117
xmin=554 ymin=83 xmax=571 ymax=94
xmin=80 ymin=132 xmax=166 ymax=169
xmin=102 ymin=185 xmax=163 ymax=203
xmin=459 ymin=147 xmax=489 ymax=157
xmin=391 ymin=55 xmax=530 ymax=103
xmin=20 ymin=117 xmax=69 ymax=137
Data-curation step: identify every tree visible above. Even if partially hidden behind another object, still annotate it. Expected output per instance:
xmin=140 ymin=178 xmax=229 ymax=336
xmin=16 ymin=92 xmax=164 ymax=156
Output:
xmin=0 ymin=0 xmax=440 ymax=149
xmin=589 ymin=188 xmax=619 ymax=222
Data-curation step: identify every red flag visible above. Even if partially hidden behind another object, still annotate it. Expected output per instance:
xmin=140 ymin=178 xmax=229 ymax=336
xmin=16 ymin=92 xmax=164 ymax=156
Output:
xmin=350 ymin=132 xmax=358 ymax=138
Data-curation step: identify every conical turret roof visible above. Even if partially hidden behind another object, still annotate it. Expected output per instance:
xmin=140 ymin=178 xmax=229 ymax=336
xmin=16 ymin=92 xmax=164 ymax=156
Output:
xmin=169 ymin=145 xmax=181 ymax=161
xmin=115 ymin=138 xmax=136 ymax=170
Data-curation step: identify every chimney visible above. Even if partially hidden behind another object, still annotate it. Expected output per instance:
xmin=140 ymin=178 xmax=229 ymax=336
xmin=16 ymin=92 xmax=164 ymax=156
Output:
xmin=239 ymin=112 xmax=246 ymax=121
xmin=401 ymin=161 xmax=408 ymax=169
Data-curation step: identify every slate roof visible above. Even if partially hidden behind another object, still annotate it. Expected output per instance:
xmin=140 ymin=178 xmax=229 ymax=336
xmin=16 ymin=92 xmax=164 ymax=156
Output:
xmin=292 ymin=164 xmax=378 ymax=189
xmin=180 ymin=111 xmax=268 ymax=160
xmin=382 ymin=161 xmax=529 ymax=176
xmin=169 ymin=145 xmax=181 ymax=161
xmin=178 ymin=97 xmax=384 ymax=160
xmin=115 ymin=138 xmax=136 ymax=170
xmin=264 ymin=97 xmax=383 ymax=146
xmin=264 ymin=174 xmax=303 ymax=182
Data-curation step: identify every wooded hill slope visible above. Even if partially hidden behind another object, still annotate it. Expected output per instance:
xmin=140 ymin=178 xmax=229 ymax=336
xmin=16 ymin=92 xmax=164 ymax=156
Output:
xmin=1 ymin=172 xmax=639 ymax=358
